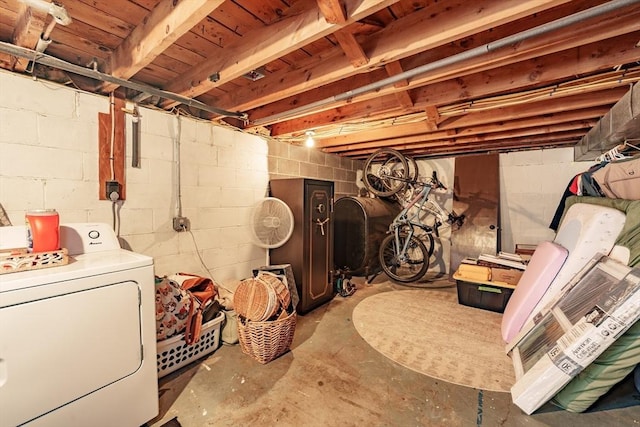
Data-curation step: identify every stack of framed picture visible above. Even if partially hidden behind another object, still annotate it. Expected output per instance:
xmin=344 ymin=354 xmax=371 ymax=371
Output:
xmin=508 ymin=254 xmax=640 ymax=414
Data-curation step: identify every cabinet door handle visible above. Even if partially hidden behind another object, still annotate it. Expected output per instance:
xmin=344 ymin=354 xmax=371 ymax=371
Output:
xmin=316 ymin=218 xmax=330 ymax=235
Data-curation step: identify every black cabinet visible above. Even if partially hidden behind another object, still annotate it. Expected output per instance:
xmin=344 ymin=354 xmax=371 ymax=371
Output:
xmin=269 ymin=178 xmax=334 ymax=314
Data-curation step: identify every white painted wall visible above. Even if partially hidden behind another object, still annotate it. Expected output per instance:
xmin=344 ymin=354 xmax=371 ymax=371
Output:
xmin=499 ymin=148 xmax=593 ymax=252
xmin=0 ymin=70 xmax=269 ymax=283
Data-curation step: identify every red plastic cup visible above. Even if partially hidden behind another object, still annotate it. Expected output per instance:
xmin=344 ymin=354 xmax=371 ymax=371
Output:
xmin=26 ymin=209 xmax=60 ymax=252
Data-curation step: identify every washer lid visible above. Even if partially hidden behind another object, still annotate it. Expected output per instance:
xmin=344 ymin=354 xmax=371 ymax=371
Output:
xmin=0 ymin=249 xmax=153 ymax=294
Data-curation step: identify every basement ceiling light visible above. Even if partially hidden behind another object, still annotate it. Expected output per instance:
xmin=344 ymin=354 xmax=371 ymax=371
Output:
xmin=305 ymin=131 xmax=315 ymax=147
xmin=242 ymin=68 xmax=265 ymax=81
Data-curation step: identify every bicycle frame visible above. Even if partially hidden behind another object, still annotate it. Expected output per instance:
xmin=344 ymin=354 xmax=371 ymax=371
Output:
xmin=389 ymin=182 xmax=438 ymax=260
xmin=366 ymin=149 xmax=465 ymax=283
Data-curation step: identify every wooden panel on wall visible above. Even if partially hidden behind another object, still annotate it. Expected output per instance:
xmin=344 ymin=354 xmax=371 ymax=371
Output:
xmin=449 ymin=153 xmax=500 ymax=274
xmin=98 ymin=96 xmax=126 ymax=200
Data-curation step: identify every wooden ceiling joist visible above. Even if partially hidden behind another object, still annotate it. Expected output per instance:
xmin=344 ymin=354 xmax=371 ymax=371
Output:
xmin=245 ymin=15 xmax=640 ymax=129
xmin=321 ymin=107 xmax=605 ymax=153
xmin=424 ymin=106 xmax=440 ymax=131
xmin=344 ymin=129 xmax=588 ymax=158
xmin=385 ymin=61 xmax=413 ymax=108
xmin=217 ymin=0 xmax=575 ymax=115
xmin=11 ymin=3 xmax=47 ymax=72
xmin=160 ymin=0 xmax=397 ymax=105
xmin=316 ymin=0 xmax=347 ymax=24
xmin=333 ymin=29 xmax=369 ymax=67
xmin=269 ymin=33 xmax=640 ymax=137
xmin=102 ymin=0 xmax=225 ymax=92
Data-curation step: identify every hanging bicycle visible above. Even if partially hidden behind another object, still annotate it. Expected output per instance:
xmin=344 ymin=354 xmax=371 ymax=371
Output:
xmin=362 ymin=148 xmax=465 ymax=284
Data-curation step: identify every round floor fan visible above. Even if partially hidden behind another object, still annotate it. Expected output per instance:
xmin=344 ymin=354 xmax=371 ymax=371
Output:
xmin=251 ymin=197 xmax=294 ymax=248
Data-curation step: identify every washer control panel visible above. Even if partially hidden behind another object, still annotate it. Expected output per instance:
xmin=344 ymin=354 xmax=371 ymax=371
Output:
xmin=60 ymin=223 xmax=121 ymax=255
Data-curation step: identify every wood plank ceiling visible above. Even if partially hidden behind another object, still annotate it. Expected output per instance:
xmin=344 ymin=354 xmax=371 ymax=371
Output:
xmin=0 ymin=0 xmax=639 ymax=159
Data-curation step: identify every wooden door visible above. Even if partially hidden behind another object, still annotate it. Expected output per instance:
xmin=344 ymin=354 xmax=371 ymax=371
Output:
xmin=450 ymin=153 xmax=500 ymax=274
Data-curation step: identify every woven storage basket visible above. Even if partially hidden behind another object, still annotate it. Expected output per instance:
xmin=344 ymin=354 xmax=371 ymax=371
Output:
xmin=238 ymin=308 xmax=296 ymax=364
xmin=256 ymin=271 xmax=291 ymax=311
xmin=234 ymin=276 xmax=279 ymax=321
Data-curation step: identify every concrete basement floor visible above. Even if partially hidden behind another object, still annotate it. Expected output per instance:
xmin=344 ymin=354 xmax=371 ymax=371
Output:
xmin=148 ymin=276 xmax=640 ymax=427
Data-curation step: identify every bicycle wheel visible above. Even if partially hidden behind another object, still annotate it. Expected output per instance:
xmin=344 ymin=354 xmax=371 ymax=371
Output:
xmin=362 ymin=148 xmax=409 ymax=197
xmin=423 ymin=232 xmax=435 ymax=258
xmin=379 ymin=232 xmax=430 ymax=283
xmin=406 ymin=155 xmax=419 ymax=181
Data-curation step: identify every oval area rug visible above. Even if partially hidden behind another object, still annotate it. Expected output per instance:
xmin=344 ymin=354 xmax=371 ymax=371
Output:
xmin=352 ymin=289 xmax=515 ymax=392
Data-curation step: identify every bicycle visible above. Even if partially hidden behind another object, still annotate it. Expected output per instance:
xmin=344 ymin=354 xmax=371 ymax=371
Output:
xmin=362 ymin=149 xmax=465 ymax=283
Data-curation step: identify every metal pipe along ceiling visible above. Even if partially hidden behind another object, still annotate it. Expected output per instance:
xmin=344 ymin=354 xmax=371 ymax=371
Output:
xmin=0 ymin=42 xmax=246 ymax=119
xmin=251 ymin=0 xmax=640 ymax=127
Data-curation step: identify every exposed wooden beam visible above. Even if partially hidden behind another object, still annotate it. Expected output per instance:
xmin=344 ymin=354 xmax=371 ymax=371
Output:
xmin=215 ymin=0 xmax=572 ymax=113
xmin=438 ymin=87 xmax=628 ymax=129
xmin=424 ymin=105 xmax=439 ymax=131
xmin=384 ymin=60 xmax=408 ymax=86
xmin=102 ymin=0 xmax=225 ymax=92
xmin=11 ymin=3 xmax=47 ymax=72
xmin=349 ymin=138 xmax=581 ymax=159
xmin=385 ymin=61 xmax=413 ymax=108
xmin=342 ymin=129 xmax=588 ymax=158
xmin=405 ymin=138 xmax=580 ymax=159
xmin=321 ymin=107 xmax=605 ymax=152
xmin=316 ymin=0 xmax=346 ymax=24
xmin=334 ymin=29 xmax=369 ymax=67
xmin=250 ymin=15 xmax=640 ymax=127
xmin=160 ymin=0 xmax=398 ymax=106
xmin=408 ymin=134 xmax=582 ymax=154
xmin=317 ymin=87 xmax=626 ymax=147
xmin=268 ymin=35 xmax=640 ymax=136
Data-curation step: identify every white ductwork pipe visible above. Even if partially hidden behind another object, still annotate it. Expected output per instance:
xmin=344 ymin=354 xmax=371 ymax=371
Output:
xmin=20 ymin=0 xmax=72 ymax=25
xmin=19 ymin=0 xmax=72 ymax=64
xmin=251 ymin=0 xmax=640 ymax=127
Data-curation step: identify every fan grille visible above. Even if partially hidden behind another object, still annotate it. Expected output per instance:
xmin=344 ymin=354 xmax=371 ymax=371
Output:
xmin=251 ymin=197 xmax=294 ymax=248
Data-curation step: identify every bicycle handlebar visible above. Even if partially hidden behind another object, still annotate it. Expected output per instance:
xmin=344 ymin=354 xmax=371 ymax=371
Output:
xmin=412 ymin=171 xmax=446 ymax=190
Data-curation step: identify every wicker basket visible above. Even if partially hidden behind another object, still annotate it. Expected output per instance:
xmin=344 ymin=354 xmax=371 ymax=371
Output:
xmin=234 ymin=276 xmax=279 ymax=321
xmin=256 ymin=271 xmax=291 ymax=311
xmin=238 ymin=308 xmax=296 ymax=364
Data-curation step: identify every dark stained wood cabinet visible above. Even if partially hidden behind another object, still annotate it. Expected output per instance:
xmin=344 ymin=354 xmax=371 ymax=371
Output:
xmin=269 ymin=178 xmax=334 ymax=314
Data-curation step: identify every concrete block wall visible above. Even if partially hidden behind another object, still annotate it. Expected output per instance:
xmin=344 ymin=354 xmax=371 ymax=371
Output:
xmin=0 ymin=70 xmax=271 ymax=282
xmin=499 ymin=147 xmax=593 ymax=252
xmin=267 ymin=140 xmax=361 ymax=199
xmin=0 ymin=70 xmax=362 ymax=284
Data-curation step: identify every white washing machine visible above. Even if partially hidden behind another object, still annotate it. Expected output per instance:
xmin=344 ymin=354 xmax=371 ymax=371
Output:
xmin=0 ymin=223 xmax=158 ymax=427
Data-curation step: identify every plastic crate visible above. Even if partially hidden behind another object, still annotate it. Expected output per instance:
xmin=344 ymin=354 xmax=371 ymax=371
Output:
xmin=156 ymin=311 xmax=224 ymax=378
xmin=453 ymin=273 xmax=515 ymax=314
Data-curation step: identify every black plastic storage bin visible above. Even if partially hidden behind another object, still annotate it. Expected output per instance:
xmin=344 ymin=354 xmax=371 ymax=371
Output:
xmin=454 ymin=277 xmax=515 ymax=313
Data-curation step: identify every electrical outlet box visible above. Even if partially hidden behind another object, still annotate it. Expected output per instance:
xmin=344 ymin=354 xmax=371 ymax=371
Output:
xmin=173 ymin=216 xmax=190 ymax=232
xmin=105 ymin=180 xmax=121 ymax=201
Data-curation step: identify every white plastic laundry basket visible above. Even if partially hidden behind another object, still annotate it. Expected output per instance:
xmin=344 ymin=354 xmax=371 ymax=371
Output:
xmin=156 ymin=311 xmax=224 ymax=378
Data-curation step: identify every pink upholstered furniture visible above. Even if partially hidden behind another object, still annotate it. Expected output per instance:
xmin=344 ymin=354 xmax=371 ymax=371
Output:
xmin=501 ymin=241 xmax=568 ymax=343
xmin=525 ymin=203 xmax=625 ymax=325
